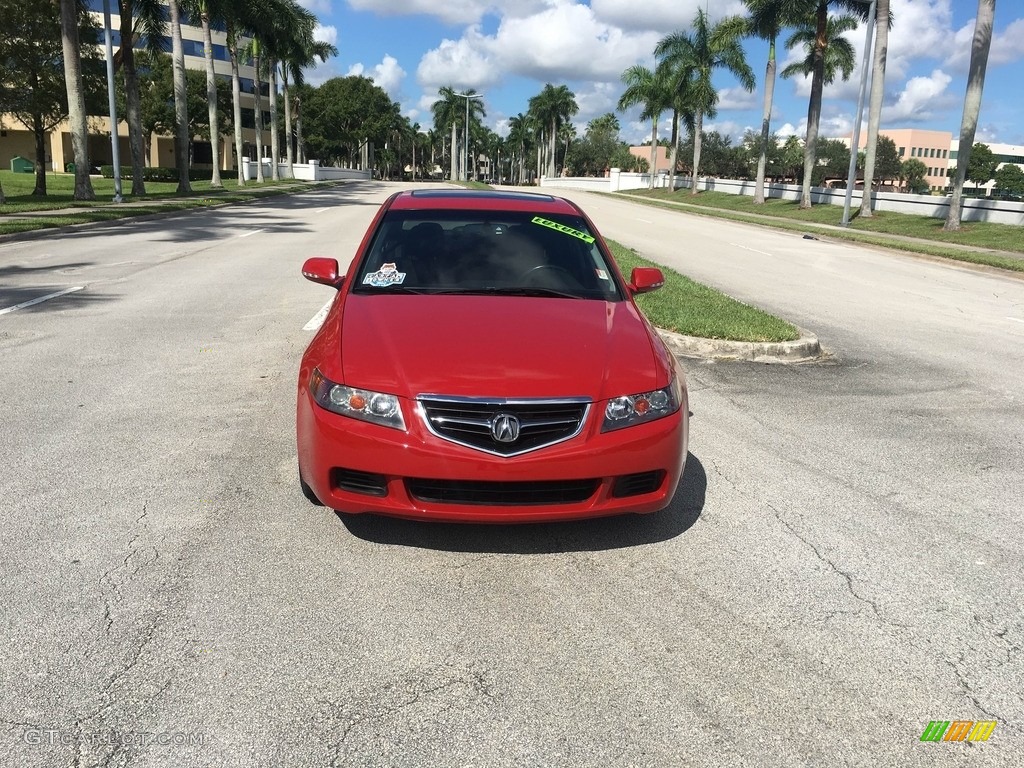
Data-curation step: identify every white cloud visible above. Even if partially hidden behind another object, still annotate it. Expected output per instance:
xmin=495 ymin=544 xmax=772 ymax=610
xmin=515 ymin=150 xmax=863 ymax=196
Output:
xmin=314 ymin=24 xmax=337 ymax=46
xmin=416 ymin=5 xmax=659 ymax=89
xmin=718 ymin=86 xmax=758 ymax=111
xmin=304 ymin=62 xmax=340 ymax=87
xmin=881 ymin=69 xmax=954 ymax=122
xmin=702 ymin=120 xmax=750 ymax=143
xmin=590 ymin=0 xmax=746 ymax=33
xmin=298 ymin=0 xmax=332 ymax=13
xmin=947 ymin=16 xmax=1024 ymax=70
xmin=346 ymin=0 xmax=549 ymax=26
xmin=347 ymin=55 xmax=407 ymax=98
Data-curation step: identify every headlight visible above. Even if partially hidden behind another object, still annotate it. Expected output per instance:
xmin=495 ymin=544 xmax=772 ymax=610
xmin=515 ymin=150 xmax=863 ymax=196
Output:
xmin=601 ymin=378 xmax=681 ymax=432
xmin=309 ymin=369 xmax=406 ymax=430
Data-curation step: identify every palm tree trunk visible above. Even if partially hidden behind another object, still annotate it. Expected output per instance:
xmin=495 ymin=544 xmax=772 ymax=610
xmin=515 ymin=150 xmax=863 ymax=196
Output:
xmin=168 ymin=0 xmax=192 ymax=194
xmin=119 ymin=1 xmax=146 ymax=195
xmin=945 ymin=0 xmax=996 ymax=231
xmin=690 ymin=116 xmax=703 ymax=195
xmin=667 ymin=109 xmax=679 ymax=192
xmin=450 ymin=122 xmax=457 ymax=181
xmin=800 ymin=4 xmax=829 ymax=209
xmin=59 ymin=0 xmax=94 ymax=200
xmin=296 ymin=95 xmax=305 ymax=164
xmin=32 ymin=112 xmax=48 ymax=196
xmin=199 ymin=7 xmax=222 ymax=187
xmin=754 ymin=36 xmax=778 ymax=205
xmin=649 ymin=116 xmax=658 ymax=189
xmin=227 ymin=25 xmax=245 ymax=185
xmin=283 ymin=68 xmax=294 ymax=176
xmin=269 ymin=61 xmax=280 ymax=181
xmin=860 ymin=0 xmax=889 ymax=217
xmin=253 ymin=44 xmax=265 ymax=183
xmin=549 ymin=117 xmax=557 ymax=177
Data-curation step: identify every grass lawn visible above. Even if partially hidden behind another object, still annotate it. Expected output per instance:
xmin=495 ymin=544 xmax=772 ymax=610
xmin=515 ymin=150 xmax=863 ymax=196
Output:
xmin=621 ymin=188 xmax=1024 ymax=273
xmin=606 ymin=238 xmax=799 ymax=343
xmin=0 ymin=170 xmax=317 ymax=236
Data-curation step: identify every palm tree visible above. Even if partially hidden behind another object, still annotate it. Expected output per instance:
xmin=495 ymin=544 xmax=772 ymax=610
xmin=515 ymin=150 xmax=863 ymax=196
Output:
xmin=529 ymin=84 xmax=578 ymax=177
xmin=116 ymin=0 xmax=166 ymax=195
xmin=279 ymin=16 xmax=336 ymax=176
xmin=745 ymin=0 xmax=803 ymax=204
xmin=945 ymin=0 xmax=996 ymax=232
xmin=618 ymin=65 xmax=672 ymax=188
xmin=181 ymin=0 xmax=226 ymax=186
xmin=787 ymin=0 xmax=872 ymax=208
xmin=859 ymin=0 xmax=893 ymax=216
xmin=507 ymin=113 xmax=530 ymax=185
xmin=432 ymin=87 xmax=463 ymax=180
xmin=167 ymin=0 xmax=192 ymax=193
xmin=59 ymin=0 xmax=95 ymax=200
xmin=656 ymin=10 xmax=755 ymax=195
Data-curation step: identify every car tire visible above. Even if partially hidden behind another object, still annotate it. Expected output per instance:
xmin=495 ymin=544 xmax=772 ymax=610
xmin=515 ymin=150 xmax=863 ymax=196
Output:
xmin=299 ymin=472 xmax=324 ymax=506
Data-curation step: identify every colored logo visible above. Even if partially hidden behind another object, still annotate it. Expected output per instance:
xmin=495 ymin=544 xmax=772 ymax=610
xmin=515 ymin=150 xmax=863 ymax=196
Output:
xmin=920 ymin=720 xmax=997 ymax=742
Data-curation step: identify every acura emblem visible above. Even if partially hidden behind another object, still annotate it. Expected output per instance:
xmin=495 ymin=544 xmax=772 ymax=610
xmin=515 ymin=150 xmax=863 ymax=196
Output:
xmin=490 ymin=413 xmax=521 ymax=443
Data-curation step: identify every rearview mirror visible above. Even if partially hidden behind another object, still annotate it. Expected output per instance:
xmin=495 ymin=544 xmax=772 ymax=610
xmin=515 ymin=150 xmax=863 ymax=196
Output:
xmin=629 ymin=267 xmax=665 ymax=295
xmin=301 ymin=257 xmax=344 ymax=288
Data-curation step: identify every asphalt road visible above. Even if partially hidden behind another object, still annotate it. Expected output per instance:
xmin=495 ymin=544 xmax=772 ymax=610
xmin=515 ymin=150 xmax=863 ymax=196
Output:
xmin=1 ymin=182 xmax=1021 ymax=767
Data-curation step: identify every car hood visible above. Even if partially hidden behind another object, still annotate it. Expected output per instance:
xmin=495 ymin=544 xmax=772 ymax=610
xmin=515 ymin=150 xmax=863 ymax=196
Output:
xmin=339 ymin=294 xmax=664 ymax=401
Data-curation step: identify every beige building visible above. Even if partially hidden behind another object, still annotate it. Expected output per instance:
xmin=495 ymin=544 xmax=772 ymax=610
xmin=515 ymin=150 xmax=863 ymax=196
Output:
xmin=1 ymin=1 xmax=263 ymax=176
xmin=851 ymin=128 xmax=953 ymax=192
xmin=628 ymin=145 xmax=672 ymax=174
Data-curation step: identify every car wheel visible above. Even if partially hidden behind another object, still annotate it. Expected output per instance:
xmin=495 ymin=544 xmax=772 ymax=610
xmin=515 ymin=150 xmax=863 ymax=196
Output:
xmin=299 ymin=472 xmax=324 ymax=506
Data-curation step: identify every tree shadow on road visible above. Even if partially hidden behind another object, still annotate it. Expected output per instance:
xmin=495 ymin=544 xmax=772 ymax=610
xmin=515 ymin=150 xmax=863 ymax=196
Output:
xmin=338 ymin=452 xmax=707 ymax=554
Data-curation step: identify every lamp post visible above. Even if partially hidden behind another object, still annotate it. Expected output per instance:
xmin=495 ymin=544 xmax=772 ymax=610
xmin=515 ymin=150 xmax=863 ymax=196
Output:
xmin=455 ymin=91 xmax=483 ymax=182
xmin=102 ymin=0 xmax=122 ymax=202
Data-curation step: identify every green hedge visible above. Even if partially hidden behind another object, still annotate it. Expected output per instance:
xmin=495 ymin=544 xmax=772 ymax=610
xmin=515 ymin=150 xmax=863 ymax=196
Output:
xmin=99 ymin=166 xmax=214 ymax=182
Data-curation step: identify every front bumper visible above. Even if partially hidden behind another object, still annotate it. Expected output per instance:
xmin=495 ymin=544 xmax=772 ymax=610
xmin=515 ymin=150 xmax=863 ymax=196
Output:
xmin=297 ymin=390 xmax=688 ymax=523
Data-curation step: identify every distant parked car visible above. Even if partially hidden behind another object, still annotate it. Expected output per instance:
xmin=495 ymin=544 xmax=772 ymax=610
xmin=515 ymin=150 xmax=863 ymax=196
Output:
xmin=296 ymin=188 xmax=689 ymax=523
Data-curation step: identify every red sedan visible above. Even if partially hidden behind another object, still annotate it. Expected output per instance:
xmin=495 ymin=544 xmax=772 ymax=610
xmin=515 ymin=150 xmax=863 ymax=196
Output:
xmin=296 ymin=189 xmax=688 ymax=522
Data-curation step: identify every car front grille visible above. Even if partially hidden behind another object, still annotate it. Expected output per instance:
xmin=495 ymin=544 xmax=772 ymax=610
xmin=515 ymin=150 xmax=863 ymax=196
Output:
xmin=406 ymin=478 xmax=599 ymax=506
xmin=418 ymin=396 xmax=590 ymax=456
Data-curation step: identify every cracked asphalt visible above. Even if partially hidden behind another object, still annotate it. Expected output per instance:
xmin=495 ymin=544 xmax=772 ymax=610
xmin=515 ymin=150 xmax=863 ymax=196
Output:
xmin=0 ymin=182 xmax=1021 ymax=767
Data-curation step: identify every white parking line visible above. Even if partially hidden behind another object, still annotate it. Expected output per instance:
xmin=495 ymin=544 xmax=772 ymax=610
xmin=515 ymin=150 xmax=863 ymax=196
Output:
xmin=0 ymin=286 xmax=84 ymax=316
xmin=636 ymin=218 xmax=652 ymax=223
xmin=315 ymin=207 xmax=330 ymax=214
xmin=730 ymin=242 xmax=773 ymax=257
xmin=238 ymin=229 xmax=264 ymax=238
xmin=303 ymin=297 xmax=334 ymax=331
xmin=1007 ymin=317 xmax=1024 ymax=324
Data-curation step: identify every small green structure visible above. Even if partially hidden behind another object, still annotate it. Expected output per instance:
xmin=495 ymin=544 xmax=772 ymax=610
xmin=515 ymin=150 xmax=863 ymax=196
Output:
xmin=10 ymin=156 xmax=34 ymax=173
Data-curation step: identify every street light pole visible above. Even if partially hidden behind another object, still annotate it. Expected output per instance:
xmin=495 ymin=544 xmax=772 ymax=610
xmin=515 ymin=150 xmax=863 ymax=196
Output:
xmin=102 ymin=0 xmax=122 ymax=202
xmin=456 ymin=91 xmax=483 ymax=182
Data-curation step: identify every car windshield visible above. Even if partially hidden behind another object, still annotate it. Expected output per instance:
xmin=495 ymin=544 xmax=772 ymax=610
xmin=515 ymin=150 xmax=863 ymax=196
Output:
xmin=352 ymin=210 xmax=624 ymax=301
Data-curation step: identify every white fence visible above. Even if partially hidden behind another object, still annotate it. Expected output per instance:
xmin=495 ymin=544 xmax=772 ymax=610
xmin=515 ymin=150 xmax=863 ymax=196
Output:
xmin=540 ymin=169 xmax=1024 ymax=226
xmin=241 ymin=158 xmax=372 ymax=182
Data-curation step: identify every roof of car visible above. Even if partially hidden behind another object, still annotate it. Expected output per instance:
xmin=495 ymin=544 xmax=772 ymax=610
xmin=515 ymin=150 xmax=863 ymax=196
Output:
xmin=388 ymin=188 xmax=581 ymax=214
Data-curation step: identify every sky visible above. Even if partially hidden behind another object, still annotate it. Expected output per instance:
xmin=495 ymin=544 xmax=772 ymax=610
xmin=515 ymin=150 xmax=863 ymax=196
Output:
xmin=299 ymin=0 xmax=1024 ymax=148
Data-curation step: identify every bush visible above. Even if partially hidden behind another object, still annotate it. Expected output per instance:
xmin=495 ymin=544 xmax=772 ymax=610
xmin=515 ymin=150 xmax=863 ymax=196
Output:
xmin=99 ymin=165 xmax=214 ymax=182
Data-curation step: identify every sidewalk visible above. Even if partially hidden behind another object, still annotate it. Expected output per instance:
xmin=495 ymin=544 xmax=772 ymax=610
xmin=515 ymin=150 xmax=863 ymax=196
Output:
xmin=620 ymin=192 xmax=1024 ymax=262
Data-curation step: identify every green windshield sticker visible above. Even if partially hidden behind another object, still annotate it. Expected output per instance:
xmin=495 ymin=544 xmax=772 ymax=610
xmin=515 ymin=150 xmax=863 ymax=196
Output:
xmin=531 ymin=216 xmax=595 ymax=244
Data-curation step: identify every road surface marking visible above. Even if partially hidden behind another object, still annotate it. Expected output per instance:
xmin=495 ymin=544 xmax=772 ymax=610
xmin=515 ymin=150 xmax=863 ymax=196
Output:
xmin=0 ymin=286 xmax=84 ymax=316
xmin=636 ymin=217 xmax=652 ymax=223
xmin=315 ymin=207 xmax=330 ymax=214
xmin=304 ymin=298 xmax=334 ymax=330
xmin=238 ymin=229 xmax=264 ymax=238
xmin=1007 ymin=317 xmax=1024 ymax=324
xmin=730 ymin=242 xmax=773 ymax=257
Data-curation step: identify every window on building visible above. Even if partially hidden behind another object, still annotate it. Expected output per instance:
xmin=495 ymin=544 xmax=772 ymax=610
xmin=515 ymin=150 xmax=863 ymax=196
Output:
xmin=898 ymin=146 xmax=905 ymax=156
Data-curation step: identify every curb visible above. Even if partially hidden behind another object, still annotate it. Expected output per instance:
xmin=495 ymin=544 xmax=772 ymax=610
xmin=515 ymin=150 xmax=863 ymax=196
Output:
xmin=657 ymin=326 xmax=822 ymax=364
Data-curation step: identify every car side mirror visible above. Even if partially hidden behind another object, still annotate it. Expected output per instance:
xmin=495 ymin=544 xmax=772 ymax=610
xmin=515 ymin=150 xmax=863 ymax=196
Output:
xmin=629 ymin=267 xmax=665 ymax=295
xmin=301 ymin=257 xmax=344 ymax=289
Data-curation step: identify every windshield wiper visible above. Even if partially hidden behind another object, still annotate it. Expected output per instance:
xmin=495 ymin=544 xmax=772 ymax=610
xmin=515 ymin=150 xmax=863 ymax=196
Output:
xmin=431 ymin=287 xmax=585 ymax=299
